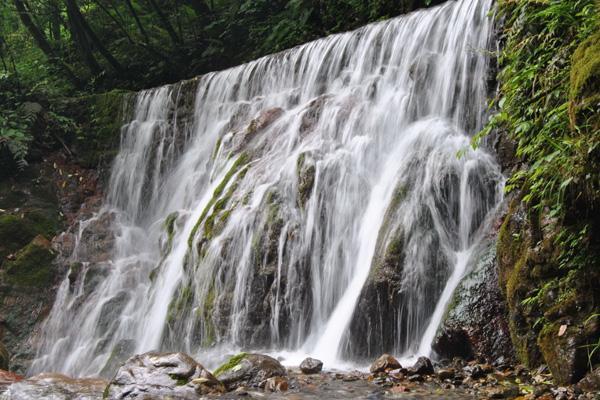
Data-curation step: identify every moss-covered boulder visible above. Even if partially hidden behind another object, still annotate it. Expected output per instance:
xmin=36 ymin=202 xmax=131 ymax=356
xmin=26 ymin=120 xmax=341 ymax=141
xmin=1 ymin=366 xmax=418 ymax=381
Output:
xmin=213 ymin=353 xmax=286 ymax=391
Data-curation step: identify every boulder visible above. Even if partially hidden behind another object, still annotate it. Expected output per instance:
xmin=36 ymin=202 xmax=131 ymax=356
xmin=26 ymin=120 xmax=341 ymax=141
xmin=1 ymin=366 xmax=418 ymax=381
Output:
xmin=437 ymin=368 xmax=455 ymax=380
xmin=105 ymin=352 xmax=224 ymax=399
xmin=433 ymin=240 xmax=514 ymax=363
xmin=300 ymin=357 xmax=323 ymax=374
xmin=3 ymin=373 xmax=105 ymax=400
xmin=410 ymin=356 xmax=434 ymax=376
xmin=213 ymin=353 xmax=287 ymax=390
xmin=370 ymin=354 xmax=401 ymax=373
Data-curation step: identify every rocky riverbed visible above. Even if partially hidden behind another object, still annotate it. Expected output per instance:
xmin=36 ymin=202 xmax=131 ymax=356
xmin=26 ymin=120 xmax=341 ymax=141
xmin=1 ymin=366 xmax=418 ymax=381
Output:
xmin=1 ymin=352 xmax=599 ymax=399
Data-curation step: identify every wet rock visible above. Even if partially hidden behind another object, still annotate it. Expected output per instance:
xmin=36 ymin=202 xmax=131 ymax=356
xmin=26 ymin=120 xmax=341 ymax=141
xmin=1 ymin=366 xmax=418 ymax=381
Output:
xmin=433 ymin=239 xmax=514 ymax=363
xmin=264 ymin=376 xmax=288 ymax=392
xmin=3 ymin=373 xmax=106 ymax=400
xmin=370 ymin=354 xmax=402 ymax=373
xmin=437 ymin=368 xmax=455 ymax=380
xmin=300 ymin=357 xmax=323 ymax=374
xmin=214 ymin=353 xmax=286 ymax=390
xmin=577 ymin=367 xmax=600 ymax=392
xmin=410 ymin=356 xmax=434 ymax=376
xmin=468 ymin=365 xmax=487 ymax=379
xmin=105 ymin=351 xmax=224 ymax=399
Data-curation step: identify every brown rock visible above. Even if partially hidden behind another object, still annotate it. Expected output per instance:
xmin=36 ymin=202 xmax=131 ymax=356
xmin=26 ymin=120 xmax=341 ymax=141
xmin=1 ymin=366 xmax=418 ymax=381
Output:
xmin=264 ymin=376 xmax=288 ymax=392
xmin=370 ymin=354 xmax=401 ymax=373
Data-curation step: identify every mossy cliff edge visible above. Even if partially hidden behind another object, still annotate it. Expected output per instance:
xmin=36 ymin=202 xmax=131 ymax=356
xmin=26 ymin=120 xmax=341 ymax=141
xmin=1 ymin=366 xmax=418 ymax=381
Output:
xmin=490 ymin=0 xmax=600 ymax=386
xmin=0 ymin=89 xmax=131 ymax=373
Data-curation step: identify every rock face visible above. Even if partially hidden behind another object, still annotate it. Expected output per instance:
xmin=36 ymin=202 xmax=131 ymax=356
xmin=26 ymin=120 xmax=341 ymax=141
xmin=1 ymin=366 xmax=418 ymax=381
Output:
xmin=370 ymin=354 xmax=401 ymax=373
xmin=495 ymin=196 xmax=600 ymax=384
xmin=300 ymin=357 xmax=323 ymax=374
xmin=433 ymin=238 xmax=514 ymax=363
xmin=3 ymin=373 xmax=106 ymax=400
xmin=213 ymin=353 xmax=287 ymax=390
xmin=105 ymin=352 xmax=224 ymax=399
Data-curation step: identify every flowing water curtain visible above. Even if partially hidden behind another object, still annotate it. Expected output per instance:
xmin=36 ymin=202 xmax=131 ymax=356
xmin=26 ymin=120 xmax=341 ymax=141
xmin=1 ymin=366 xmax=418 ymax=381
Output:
xmin=31 ymin=0 xmax=503 ymax=377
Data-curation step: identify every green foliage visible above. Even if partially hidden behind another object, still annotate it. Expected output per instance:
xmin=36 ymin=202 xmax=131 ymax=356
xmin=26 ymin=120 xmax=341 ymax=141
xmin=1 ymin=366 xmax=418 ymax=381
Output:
xmin=0 ymin=85 xmax=36 ymax=168
xmin=1 ymin=0 xmax=439 ymax=95
xmin=481 ymin=0 xmax=599 ymax=269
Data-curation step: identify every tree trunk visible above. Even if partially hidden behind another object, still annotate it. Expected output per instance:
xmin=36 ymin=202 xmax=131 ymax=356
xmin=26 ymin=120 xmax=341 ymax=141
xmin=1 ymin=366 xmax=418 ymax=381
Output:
xmin=147 ymin=0 xmax=181 ymax=45
xmin=12 ymin=0 xmax=82 ymax=87
xmin=92 ymin=0 xmax=134 ymax=44
xmin=124 ymin=0 xmax=151 ymax=44
xmin=65 ymin=0 xmax=103 ymax=75
xmin=65 ymin=0 xmax=125 ymax=74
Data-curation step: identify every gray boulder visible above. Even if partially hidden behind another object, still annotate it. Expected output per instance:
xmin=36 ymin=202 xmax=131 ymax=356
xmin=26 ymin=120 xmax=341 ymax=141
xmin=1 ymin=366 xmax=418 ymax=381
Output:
xmin=105 ymin=352 xmax=224 ymax=399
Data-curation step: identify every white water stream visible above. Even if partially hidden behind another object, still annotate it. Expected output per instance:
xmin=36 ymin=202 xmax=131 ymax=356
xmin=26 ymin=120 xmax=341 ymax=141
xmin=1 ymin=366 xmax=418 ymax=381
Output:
xmin=31 ymin=0 xmax=503 ymax=377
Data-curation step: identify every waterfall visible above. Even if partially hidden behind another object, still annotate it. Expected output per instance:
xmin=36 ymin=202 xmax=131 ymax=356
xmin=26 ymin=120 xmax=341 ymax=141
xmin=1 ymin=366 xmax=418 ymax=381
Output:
xmin=31 ymin=0 xmax=503 ymax=377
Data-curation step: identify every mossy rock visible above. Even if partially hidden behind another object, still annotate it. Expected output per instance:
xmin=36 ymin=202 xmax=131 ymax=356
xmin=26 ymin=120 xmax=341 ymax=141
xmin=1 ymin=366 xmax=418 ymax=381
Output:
xmin=296 ymin=152 xmax=316 ymax=208
xmin=4 ymin=235 xmax=56 ymax=288
xmin=537 ymin=321 xmax=588 ymax=385
xmin=213 ymin=352 xmax=248 ymax=377
xmin=0 ymin=215 xmax=37 ymax=260
xmin=0 ymin=208 xmax=62 ymax=262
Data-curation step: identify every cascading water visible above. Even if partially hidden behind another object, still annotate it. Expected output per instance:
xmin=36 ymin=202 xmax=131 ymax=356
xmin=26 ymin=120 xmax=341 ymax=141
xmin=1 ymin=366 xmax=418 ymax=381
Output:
xmin=31 ymin=0 xmax=504 ymax=377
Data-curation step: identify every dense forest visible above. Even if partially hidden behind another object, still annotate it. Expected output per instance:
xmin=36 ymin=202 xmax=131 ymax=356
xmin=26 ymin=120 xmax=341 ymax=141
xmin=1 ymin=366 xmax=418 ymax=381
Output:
xmin=0 ymin=0 xmax=443 ymax=173
xmin=0 ymin=0 xmax=599 ymax=398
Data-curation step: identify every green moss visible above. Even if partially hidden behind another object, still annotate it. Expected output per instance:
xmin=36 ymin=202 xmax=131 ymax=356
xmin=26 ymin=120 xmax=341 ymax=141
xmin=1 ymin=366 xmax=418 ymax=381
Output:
xmin=198 ymin=286 xmax=217 ymax=346
xmin=213 ymin=352 xmax=247 ymax=377
xmin=570 ymin=30 xmax=600 ymax=101
xmin=5 ymin=236 xmax=56 ymax=288
xmin=188 ymin=153 xmax=249 ymax=247
xmin=166 ymin=284 xmax=194 ymax=324
xmin=75 ymin=89 xmax=133 ymax=168
xmin=168 ymin=374 xmax=189 ymax=386
xmin=296 ymin=152 xmax=316 ymax=208
xmin=212 ymin=137 xmax=223 ymax=160
xmin=0 ymin=214 xmax=36 ymax=258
